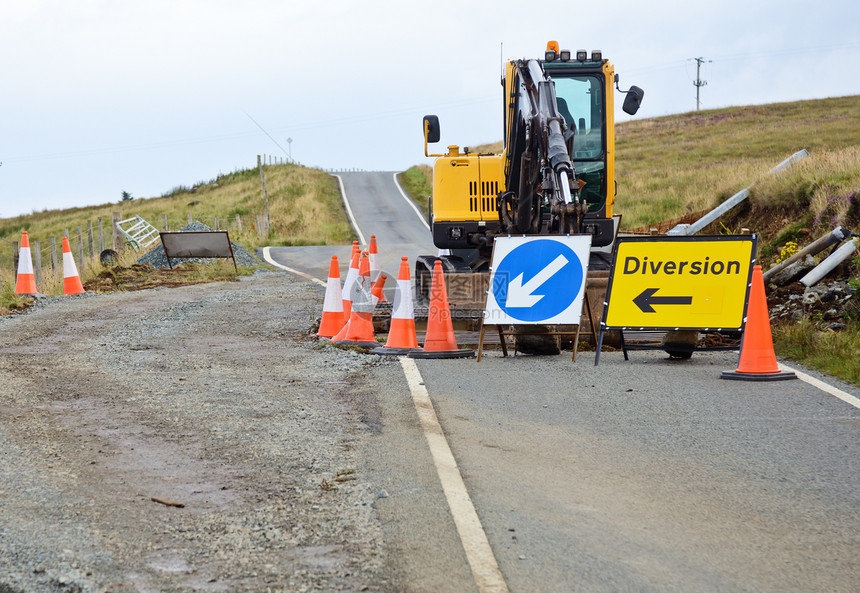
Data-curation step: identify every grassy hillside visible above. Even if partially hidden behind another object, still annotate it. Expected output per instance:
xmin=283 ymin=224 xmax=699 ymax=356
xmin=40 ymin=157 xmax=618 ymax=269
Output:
xmin=615 ymin=96 xmax=860 ymax=232
xmin=0 ymin=162 xmax=354 ymax=298
xmin=0 ymin=163 xmax=352 ymax=248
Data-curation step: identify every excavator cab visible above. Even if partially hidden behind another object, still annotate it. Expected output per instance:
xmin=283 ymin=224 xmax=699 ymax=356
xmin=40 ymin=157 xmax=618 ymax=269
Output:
xmin=416 ymin=42 xmax=643 ymax=335
xmin=422 ymin=42 xmax=643 ymax=259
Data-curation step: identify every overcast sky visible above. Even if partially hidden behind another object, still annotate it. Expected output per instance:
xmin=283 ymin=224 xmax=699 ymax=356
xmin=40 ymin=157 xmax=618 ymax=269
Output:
xmin=2 ymin=0 xmax=858 ymax=219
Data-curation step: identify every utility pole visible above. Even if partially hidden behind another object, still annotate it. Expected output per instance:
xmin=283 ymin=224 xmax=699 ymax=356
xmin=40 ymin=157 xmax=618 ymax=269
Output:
xmin=692 ymin=57 xmax=711 ymax=111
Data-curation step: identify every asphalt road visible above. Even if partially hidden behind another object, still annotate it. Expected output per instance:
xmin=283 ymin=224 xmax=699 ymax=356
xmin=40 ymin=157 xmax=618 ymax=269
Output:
xmin=263 ymin=171 xmax=436 ymax=288
xmin=269 ymin=171 xmax=860 ymax=592
xmin=415 ymin=351 xmax=860 ymax=592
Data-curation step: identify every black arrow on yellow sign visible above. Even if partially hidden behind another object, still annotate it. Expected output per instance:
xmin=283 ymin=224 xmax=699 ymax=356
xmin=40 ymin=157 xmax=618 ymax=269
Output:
xmin=633 ymin=288 xmax=693 ymax=313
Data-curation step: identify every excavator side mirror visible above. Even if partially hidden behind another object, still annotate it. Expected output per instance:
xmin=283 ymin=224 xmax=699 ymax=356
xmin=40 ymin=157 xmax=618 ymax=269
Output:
xmin=622 ymin=86 xmax=644 ymax=115
xmin=423 ymin=115 xmax=440 ymax=143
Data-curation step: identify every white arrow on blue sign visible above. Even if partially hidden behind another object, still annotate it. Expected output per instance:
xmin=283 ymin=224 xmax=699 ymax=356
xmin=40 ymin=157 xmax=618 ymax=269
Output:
xmin=484 ymin=235 xmax=592 ymax=325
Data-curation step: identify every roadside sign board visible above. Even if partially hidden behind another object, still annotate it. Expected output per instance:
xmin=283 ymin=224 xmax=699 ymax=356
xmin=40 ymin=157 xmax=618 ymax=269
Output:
xmin=160 ymin=231 xmax=238 ymax=272
xmin=484 ymin=235 xmax=592 ymax=325
xmin=603 ymin=235 xmax=757 ymax=331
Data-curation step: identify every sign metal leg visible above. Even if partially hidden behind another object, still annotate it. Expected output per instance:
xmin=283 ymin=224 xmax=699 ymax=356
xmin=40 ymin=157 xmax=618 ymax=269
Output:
xmin=595 ymin=327 xmax=604 ymax=366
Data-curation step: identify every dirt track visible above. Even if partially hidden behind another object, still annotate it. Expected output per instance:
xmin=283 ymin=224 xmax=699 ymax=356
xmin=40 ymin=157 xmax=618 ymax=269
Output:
xmin=0 ymin=271 xmax=397 ymax=592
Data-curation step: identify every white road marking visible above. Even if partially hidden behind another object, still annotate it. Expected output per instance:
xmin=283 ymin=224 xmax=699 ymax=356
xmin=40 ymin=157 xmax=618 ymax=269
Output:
xmin=399 ymin=357 xmax=510 ymax=593
xmin=260 ymin=247 xmax=326 ymax=287
xmin=779 ymin=363 xmax=860 ymax=409
xmin=392 ymin=172 xmax=431 ymax=231
xmin=333 ymin=174 xmax=367 ymax=248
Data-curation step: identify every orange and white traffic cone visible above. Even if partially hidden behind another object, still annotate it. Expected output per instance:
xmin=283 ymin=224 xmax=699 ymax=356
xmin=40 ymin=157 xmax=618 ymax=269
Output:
xmin=371 ymin=272 xmax=388 ymax=307
xmin=368 ymin=235 xmax=387 ymax=302
xmin=61 ymin=237 xmax=86 ymax=295
xmin=373 ymin=257 xmax=419 ymax=355
xmin=332 ymin=253 xmax=379 ymax=348
xmin=317 ymin=255 xmax=346 ymax=337
xmin=721 ymin=265 xmax=796 ymax=381
xmin=409 ymin=260 xmax=474 ymax=359
xmin=341 ymin=243 xmax=361 ymax=319
xmin=14 ymin=231 xmax=38 ymax=295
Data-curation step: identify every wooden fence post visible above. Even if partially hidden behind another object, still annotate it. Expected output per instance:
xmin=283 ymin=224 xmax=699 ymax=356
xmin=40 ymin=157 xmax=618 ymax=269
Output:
xmin=77 ymin=226 xmax=84 ymax=269
xmin=98 ymin=219 xmax=104 ymax=253
xmin=163 ymin=214 xmax=168 ymax=231
xmin=188 ymin=212 xmax=193 ymax=225
xmin=13 ymin=242 xmax=19 ymax=284
xmin=33 ymin=241 xmax=42 ymax=288
xmin=112 ymin=212 xmax=122 ymax=250
xmin=236 ymin=214 xmax=242 ymax=234
xmin=87 ymin=221 xmax=94 ymax=258
xmin=50 ymin=237 xmax=58 ymax=272
xmin=213 ymin=215 xmax=219 ymax=230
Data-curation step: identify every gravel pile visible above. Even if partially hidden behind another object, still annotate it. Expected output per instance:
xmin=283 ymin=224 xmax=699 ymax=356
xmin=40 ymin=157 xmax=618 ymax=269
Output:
xmin=137 ymin=221 xmax=261 ymax=268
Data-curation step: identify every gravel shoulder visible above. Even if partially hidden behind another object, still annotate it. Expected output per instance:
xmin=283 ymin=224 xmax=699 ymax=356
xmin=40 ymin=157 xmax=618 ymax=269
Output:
xmin=0 ymin=270 xmax=408 ymax=592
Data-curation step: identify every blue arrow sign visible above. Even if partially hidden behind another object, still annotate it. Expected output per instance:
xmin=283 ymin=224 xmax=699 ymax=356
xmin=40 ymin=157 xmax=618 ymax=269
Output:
xmin=490 ymin=238 xmax=588 ymax=323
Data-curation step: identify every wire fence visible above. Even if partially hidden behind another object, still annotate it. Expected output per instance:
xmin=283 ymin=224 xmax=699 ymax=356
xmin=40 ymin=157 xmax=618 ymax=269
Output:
xmin=0 ymin=211 xmax=269 ymax=293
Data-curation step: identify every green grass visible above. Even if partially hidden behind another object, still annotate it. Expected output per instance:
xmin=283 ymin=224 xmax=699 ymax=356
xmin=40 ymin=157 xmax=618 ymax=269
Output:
xmin=773 ymin=317 xmax=860 ymax=386
xmin=397 ymin=165 xmax=432 ymax=216
xmin=615 ymin=96 xmax=860 ymax=230
xmin=0 ymin=282 xmax=31 ymax=314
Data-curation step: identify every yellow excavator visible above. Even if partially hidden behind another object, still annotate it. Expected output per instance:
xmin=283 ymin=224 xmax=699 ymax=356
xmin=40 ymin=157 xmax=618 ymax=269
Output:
xmin=418 ymin=41 xmax=643 ymax=294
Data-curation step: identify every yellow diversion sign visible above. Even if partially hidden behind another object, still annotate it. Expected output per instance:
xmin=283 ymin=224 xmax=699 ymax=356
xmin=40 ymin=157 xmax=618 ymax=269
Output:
xmin=603 ymin=235 xmax=757 ymax=330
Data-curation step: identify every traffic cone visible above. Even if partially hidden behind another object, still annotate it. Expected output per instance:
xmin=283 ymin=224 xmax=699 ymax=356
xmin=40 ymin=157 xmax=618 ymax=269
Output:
xmin=341 ymin=243 xmax=360 ymax=319
xmin=61 ymin=237 xmax=86 ymax=295
xmin=721 ymin=265 xmax=796 ymax=381
xmin=14 ymin=231 xmax=38 ymax=295
xmin=331 ymin=253 xmax=379 ymax=348
xmin=317 ymin=255 xmax=345 ymax=337
xmin=409 ymin=260 xmax=474 ymax=359
xmin=368 ymin=235 xmax=387 ymax=302
xmin=371 ymin=272 xmax=388 ymax=307
xmin=373 ymin=257 xmax=419 ymax=355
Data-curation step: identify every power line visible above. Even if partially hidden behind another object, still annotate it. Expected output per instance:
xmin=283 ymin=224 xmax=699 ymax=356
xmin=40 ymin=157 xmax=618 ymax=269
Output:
xmin=710 ymin=41 xmax=860 ymax=63
xmin=243 ymin=112 xmax=289 ymax=157
xmin=0 ymin=95 xmax=497 ymax=166
xmin=624 ymin=41 xmax=860 ymax=79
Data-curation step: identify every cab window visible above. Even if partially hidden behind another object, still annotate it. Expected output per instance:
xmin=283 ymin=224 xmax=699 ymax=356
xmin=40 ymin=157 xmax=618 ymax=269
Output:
xmin=553 ymin=76 xmax=603 ymax=159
